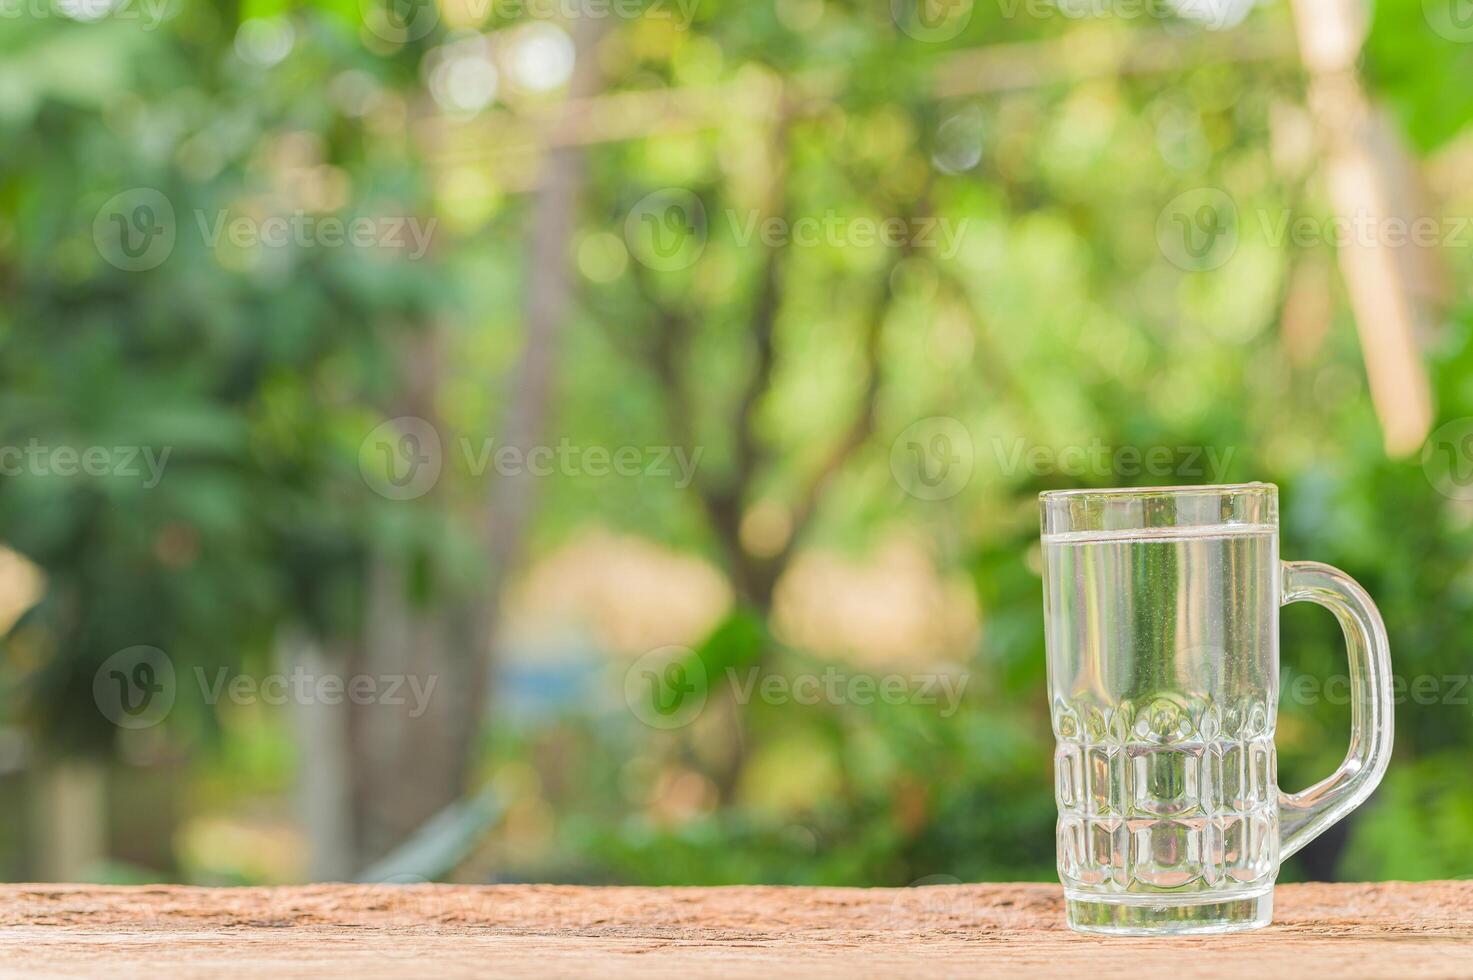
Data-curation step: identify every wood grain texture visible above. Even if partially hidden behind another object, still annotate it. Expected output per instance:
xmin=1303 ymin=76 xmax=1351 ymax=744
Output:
xmin=1 ymin=881 xmax=1470 ymax=978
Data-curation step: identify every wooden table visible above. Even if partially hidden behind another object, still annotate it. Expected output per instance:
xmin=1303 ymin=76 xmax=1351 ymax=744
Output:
xmin=1 ymin=882 xmax=1470 ymax=977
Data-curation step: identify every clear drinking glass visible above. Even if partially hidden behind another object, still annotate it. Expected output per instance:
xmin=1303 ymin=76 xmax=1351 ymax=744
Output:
xmin=1040 ymin=483 xmax=1393 ymax=935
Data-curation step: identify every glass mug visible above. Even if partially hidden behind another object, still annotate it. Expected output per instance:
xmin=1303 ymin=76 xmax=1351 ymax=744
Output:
xmin=1040 ymin=484 xmax=1393 ymax=935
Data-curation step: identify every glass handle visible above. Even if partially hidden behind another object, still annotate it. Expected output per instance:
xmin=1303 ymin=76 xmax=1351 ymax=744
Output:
xmin=1277 ymin=560 xmax=1395 ymax=860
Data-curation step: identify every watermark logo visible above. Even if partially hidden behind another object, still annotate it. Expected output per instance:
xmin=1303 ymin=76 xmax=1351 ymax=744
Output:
xmin=1425 ymin=0 xmax=1473 ymax=43
xmin=94 ymin=188 xmax=176 ymax=272
xmin=358 ymin=417 xmax=705 ymax=500
xmin=56 ymin=0 xmax=114 ymax=16
xmin=93 ymin=649 xmax=441 ymax=727
xmin=1422 ymin=417 xmax=1473 ymax=501
xmin=894 ymin=873 xmax=970 ymax=926
xmin=360 ymin=416 xmax=444 ymax=501
xmin=725 ymin=210 xmax=969 ymax=258
xmin=1257 ymin=208 xmax=1473 ymax=250
xmin=94 ymin=188 xmax=435 ymax=271
xmin=361 ymin=0 xmax=701 ymax=41
xmin=891 ymin=416 xmax=974 ymax=501
xmin=196 ymin=666 xmax=438 ymax=716
xmin=353 ymin=873 xmax=473 ymax=923
xmin=623 ymin=656 xmax=970 ymax=730
xmin=625 ymin=189 xmax=707 ymax=271
xmin=195 ymin=210 xmax=436 ymax=259
xmin=993 ymin=0 xmax=1246 ymax=30
xmin=1 ymin=0 xmax=176 ymax=31
xmin=1156 ymin=187 xmax=1238 ymax=271
xmin=0 ymin=441 xmax=172 ymax=487
xmin=459 ymin=438 xmax=703 ymax=487
xmin=892 ymin=0 xmax=973 ymax=41
xmin=991 ymin=437 xmax=1235 ymax=480
xmin=93 ymin=646 xmax=176 ymax=729
xmin=624 ymin=645 xmax=707 ymax=729
xmin=728 ymin=666 xmax=968 ymax=717
xmin=362 ymin=0 xmax=438 ymax=42
xmin=1284 ymin=666 xmax=1472 ymax=707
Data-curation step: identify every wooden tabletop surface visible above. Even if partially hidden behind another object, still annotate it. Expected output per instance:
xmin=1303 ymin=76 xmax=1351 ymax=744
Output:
xmin=1 ymin=881 xmax=1470 ymax=977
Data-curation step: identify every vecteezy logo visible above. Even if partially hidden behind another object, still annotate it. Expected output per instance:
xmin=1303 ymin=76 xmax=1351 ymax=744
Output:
xmin=57 ymin=0 xmax=117 ymax=20
xmin=890 ymin=416 xmax=973 ymax=501
xmin=93 ymin=646 xmax=176 ymax=729
xmin=1422 ymin=417 xmax=1473 ymax=501
xmin=623 ymin=190 xmax=707 ymax=271
xmin=1155 ymin=187 xmax=1239 ymax=272
xmin=1169 ymin=0 xmax=1249 ymax=31
xmin=359 ymin=416 xmax=443 ymax=500
xmin=93 ymin=188 xmax=176 ymax=272
xmin=361 ymin=0 xmax=439 ymax=43
xmin=355 ymin=872 xmax=474 ymax=923
xmin=1425 ymin=0 xmax=1473 ymax=42
xmin=623 ymin=645 xmax=707 ymax=729
xmin=893 ymin=873 xmax=966 ymax=926
xmin=891 ymin=0 xmax=972 ymax=42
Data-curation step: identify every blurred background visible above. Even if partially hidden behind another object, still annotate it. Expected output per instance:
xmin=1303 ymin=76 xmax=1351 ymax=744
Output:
xmin=2 ymin=0 xmax=1473 ymax=889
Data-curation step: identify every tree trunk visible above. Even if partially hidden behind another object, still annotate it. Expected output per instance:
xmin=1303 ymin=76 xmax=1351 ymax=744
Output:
xmin=286 ymin=627 xmax=356 ymax=881
xmin=30 ymin=758 xmax=106 ymax=881
xmin=319 ymin=12 xmax=611 ymax=877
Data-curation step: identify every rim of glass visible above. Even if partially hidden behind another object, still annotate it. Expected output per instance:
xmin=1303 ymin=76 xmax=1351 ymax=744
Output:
xmin=1039 ymin=482 xmax=1278 ymax=537
xmin=1038 ymin=482 xmax=1276 ymax=501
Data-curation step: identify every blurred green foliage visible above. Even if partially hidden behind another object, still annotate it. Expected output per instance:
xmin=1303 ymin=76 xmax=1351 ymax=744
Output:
xmin=2 ymin=0 xmax=1473 ymax=887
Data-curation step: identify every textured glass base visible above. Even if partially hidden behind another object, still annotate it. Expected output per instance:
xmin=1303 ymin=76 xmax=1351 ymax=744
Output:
xmin=1065 ymin=887 xmax=1273 ymax=936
